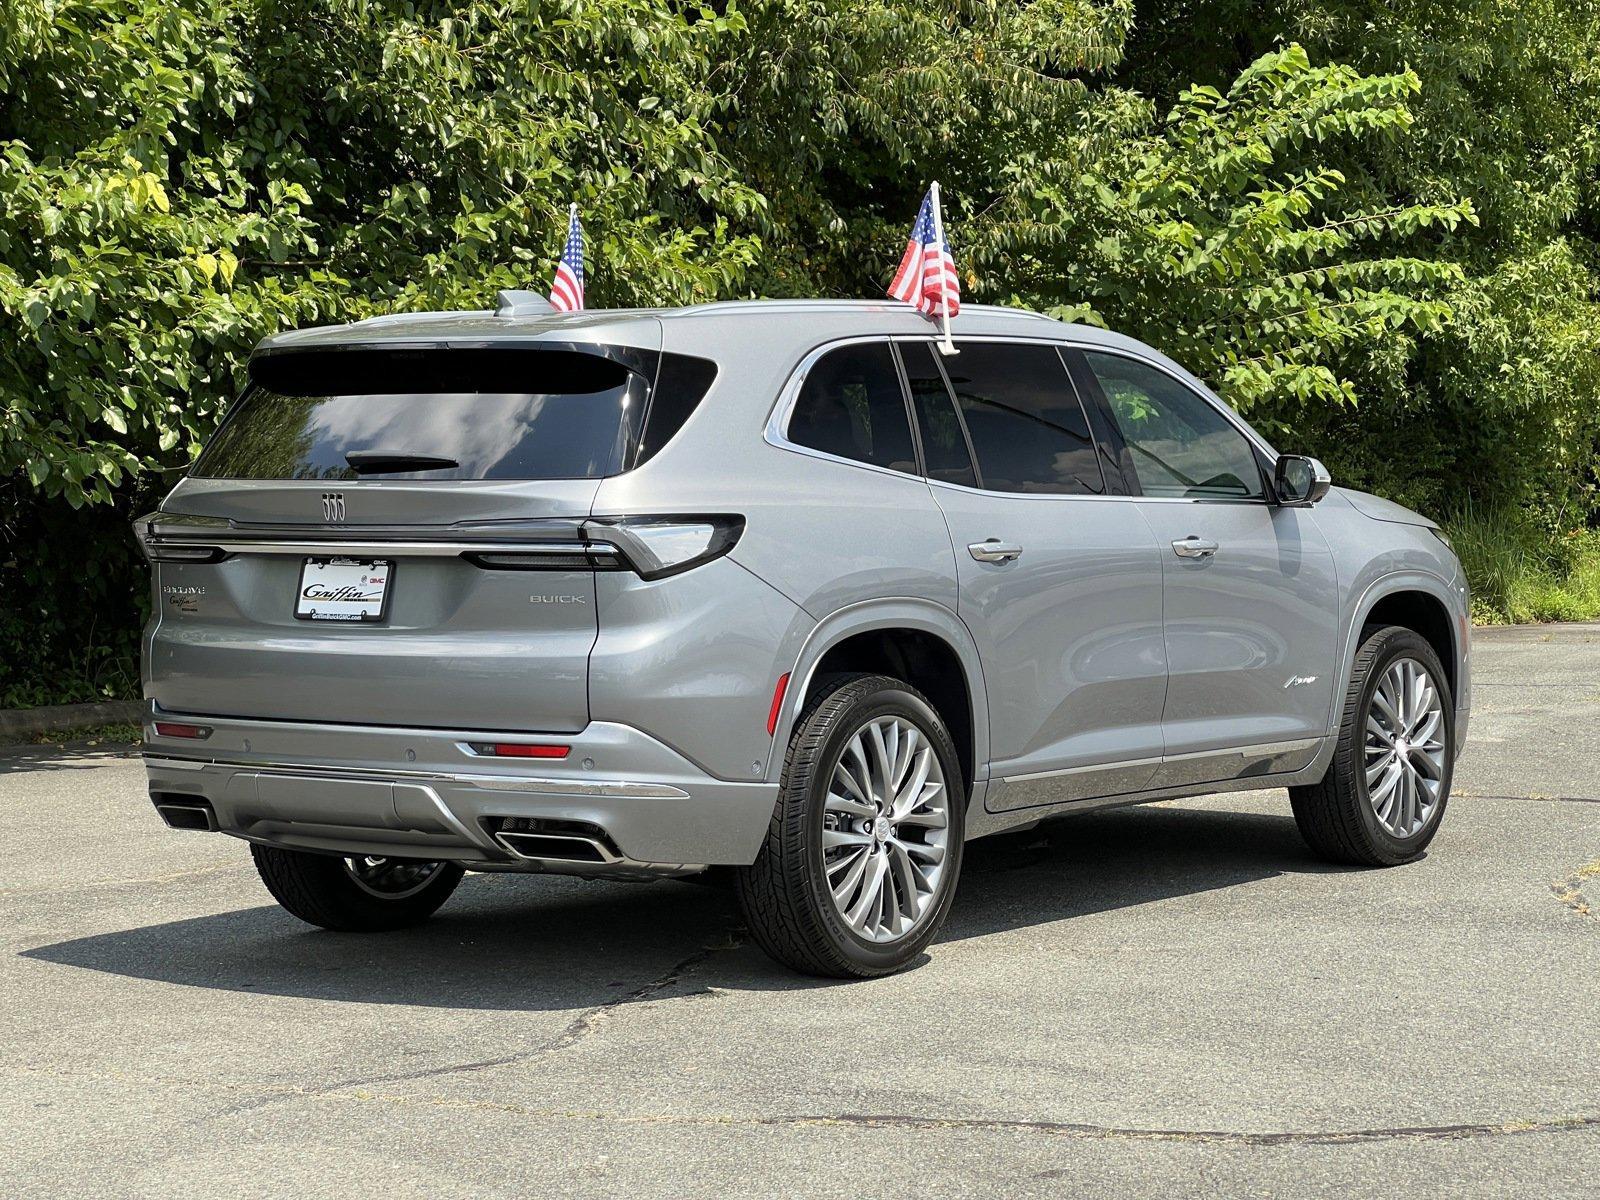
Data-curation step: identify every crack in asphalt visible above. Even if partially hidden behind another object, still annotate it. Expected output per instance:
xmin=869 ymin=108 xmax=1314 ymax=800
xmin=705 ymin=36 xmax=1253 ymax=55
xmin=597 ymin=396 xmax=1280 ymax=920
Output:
xmin=1451 ymin=790 xmax=1600 ymax=806
xmin=282 ymin=930 xmax=745 ymax=1098
xmin=13 ymin=1064 xmax=1600 ymax=1148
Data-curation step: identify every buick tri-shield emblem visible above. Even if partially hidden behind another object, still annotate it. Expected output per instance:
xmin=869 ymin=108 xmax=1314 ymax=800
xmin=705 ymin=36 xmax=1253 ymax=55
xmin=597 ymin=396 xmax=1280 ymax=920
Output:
xmin=321 ymin=492 xmax=346 ymax=522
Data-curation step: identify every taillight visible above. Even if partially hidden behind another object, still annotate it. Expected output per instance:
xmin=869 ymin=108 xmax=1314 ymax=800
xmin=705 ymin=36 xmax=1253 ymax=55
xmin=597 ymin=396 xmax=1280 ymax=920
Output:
xmin=463 ymin=515 xmax=744 ymax=581
xmin=134 ymin=512 xmax=229 ymax=564
xmin=466 ymin=742 xmax=571 ymax=759
xmin=584 ymin=515 xmax=744 ymax=580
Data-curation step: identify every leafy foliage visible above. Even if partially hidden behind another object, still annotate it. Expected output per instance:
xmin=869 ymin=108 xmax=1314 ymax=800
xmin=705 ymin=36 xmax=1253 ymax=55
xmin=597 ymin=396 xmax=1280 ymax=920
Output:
xmin=2 ymin=0 xmax=1597 ymax=702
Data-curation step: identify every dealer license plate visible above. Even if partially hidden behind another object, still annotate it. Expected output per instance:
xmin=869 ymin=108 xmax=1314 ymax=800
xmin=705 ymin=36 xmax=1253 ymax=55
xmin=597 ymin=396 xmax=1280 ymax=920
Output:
xmin=295 ymin=558 xmax=393 ymax=623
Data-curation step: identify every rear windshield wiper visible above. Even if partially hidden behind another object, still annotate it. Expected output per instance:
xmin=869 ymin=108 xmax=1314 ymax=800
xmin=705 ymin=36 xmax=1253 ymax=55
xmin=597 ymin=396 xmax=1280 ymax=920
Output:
xmin=345 ymin=451 xmax=460 ymax=474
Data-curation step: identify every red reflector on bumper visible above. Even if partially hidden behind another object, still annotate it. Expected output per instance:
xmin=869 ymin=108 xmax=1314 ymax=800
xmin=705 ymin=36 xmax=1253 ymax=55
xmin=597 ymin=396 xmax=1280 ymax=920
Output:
xmin=154 ymin=722 xmax=211 ymax=739
xmin=767 ymin=672 xmax=791 ymax=737
xmin=486 ymin=743 xmax=570 ymax=759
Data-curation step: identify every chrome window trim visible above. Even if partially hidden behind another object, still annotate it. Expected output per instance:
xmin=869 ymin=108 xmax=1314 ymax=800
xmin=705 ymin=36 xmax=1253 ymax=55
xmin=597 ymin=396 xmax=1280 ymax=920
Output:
xmin=764 ymin=332 xmax=1279 ymax=503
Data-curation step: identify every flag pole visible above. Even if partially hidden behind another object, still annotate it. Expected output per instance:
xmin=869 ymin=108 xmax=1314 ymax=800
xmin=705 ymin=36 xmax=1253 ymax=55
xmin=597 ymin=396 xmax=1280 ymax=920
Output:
xmin=929 ymin=181 xmax=957 ymax=357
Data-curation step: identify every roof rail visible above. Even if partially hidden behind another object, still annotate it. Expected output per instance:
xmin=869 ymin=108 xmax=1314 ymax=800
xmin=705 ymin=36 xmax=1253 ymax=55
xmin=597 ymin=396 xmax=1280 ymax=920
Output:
xmin=495 ymin=290 xmax=556 ymax=317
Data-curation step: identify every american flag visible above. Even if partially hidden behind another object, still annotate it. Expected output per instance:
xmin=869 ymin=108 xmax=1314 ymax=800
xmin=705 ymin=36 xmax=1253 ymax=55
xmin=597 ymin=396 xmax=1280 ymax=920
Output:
xmin=548 ymin=205 xmax=585 ymax=312
xmin=887 ymin=187 xmax=960 ymax=318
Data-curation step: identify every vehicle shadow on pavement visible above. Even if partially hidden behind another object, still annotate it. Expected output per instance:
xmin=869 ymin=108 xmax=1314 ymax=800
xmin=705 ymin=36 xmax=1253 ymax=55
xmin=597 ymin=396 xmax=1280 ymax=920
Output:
xmin=21 ymin=803 xmax=1340 ymax=1010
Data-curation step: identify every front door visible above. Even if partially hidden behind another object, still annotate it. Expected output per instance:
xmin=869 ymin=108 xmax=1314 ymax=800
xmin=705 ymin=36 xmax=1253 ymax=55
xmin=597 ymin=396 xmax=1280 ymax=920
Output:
xmin=1074 ymin=349 xmax=1340 ymax=787
xmin=899 ymin=339 xmax=1169 ymax=811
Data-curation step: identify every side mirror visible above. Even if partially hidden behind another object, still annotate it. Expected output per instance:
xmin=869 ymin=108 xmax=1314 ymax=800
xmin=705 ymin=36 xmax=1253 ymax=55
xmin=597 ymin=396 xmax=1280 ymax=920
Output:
xmin=1273 ymin=454 xmax=1331 ymax=506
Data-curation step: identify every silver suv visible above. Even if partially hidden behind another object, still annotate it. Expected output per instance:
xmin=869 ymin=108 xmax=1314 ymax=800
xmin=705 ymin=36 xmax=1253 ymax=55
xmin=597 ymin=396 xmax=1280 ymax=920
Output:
xmin=138 ymin=295 xmax=1470 ymax=977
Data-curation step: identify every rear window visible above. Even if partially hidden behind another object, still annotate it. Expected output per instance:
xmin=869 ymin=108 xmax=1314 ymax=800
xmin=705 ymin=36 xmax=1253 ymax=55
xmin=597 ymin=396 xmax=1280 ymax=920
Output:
xmin=194 ymin=346 xmax=714 ymax=481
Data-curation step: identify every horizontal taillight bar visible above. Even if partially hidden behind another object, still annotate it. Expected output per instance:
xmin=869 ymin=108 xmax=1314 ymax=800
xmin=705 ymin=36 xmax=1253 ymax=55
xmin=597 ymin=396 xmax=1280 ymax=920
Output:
xmin=134 ymin=512 xmax=232 ymax=564
xmin=462 ymin=544 xmax=622 ymax=572
xmin=132 ymin=510 xmax=745 ymax=581
xmin=466 ymin=742 xmax=571 ymax=759
xmin=153 ymin=722 xmax=213 ymax=740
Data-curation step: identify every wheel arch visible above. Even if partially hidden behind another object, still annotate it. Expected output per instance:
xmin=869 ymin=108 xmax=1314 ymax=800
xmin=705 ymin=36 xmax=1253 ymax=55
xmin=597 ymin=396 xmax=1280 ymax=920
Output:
xmin=769 ymin=599 xmax=989 ymax=798
xmin=1344 ymin=573 xmax=1466 ymax=707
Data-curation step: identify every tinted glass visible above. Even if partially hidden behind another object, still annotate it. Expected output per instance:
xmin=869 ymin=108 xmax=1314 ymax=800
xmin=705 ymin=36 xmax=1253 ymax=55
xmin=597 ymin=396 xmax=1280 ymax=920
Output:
xmin=638 ymin=354 xmax=718 ymax=465
xmin=900 ymin=342 xmax=976 ymax=487
xmin=193 ymin=347 xmax=707 ymax=482
xmin=788 ymin=342 xmax=917 ymax=474
xmin=1084 ymin=352 xmax=1264 ymax=500
xmin=941 ymin=342 xmax=1103 ymax=494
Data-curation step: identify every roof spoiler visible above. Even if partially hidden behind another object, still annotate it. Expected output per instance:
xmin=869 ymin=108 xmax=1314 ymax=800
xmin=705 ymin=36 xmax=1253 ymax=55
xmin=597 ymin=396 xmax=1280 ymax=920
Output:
xmin=495 ymin=289 xmax=557 ymax=317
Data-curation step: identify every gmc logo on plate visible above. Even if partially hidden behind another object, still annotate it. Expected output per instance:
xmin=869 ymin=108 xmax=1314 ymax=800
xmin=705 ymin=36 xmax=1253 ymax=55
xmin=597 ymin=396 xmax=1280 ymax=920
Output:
xmin=321 ymin=492 xmax=346 ymax=522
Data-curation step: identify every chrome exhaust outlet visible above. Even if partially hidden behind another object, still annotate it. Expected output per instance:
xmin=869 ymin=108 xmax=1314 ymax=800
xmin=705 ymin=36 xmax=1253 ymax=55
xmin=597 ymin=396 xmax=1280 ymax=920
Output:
xmin=493 ymin=829 xmax=618 ymax=864
xmin=484 ymin=817 xmax=706 ymax=879
xmin=154 ymin=799 xmax=219 ymax=832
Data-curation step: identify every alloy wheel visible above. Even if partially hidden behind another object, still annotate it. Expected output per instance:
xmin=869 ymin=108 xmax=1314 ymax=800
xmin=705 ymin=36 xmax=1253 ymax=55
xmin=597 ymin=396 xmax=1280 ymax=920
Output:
xmin=821 ymin=715 xmax=951 ymax=943
xmin=342 ymin=856 xmax=448 ymax=899
xmin=1363 ymin=657 xmax=1447 ymax=838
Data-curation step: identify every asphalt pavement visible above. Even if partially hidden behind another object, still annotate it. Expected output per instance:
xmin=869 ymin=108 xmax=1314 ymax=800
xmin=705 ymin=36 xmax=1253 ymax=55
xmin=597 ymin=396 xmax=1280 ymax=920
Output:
xmin=2 ymin=624 xmax=1597 ymax=1198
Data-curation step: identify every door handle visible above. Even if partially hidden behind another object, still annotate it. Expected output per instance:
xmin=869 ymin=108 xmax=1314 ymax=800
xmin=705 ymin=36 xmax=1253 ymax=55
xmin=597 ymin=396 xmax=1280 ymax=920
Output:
xmin=969 ymin=539 xmax=1024 ymax=564
xmin=1171 ymin=536 xmax=1219 ymax=559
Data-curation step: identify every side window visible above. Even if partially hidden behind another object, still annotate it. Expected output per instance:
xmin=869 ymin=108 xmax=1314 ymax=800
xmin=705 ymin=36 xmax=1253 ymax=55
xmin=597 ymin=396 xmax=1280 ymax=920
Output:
xmin=1084 ymin=352 xmax=1264 ymax=500
xmin=788 ymin=342 xmax=917 ymax=474
xmin=899 ymin=342 xmax=976 ymax=487
xmin=942 ymin=342 xmax=1104 ymax=494
xmin=636 ymin=353 xmax=718 ymax=466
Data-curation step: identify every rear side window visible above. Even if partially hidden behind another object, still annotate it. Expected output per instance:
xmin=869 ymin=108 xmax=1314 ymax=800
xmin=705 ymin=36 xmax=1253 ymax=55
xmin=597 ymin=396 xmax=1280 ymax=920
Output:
xmin=900 ymin=342 xmax=977 ymax=487
xmin=1083 ymin=352 xmax=1264 ymax=500
xmin=787 ymin=342 xmax=917 ymax=475
xmin=194 ymin=346 xmax=714 ymax=481
xmin=637 ymin=353 xmax=719 ymax=465
xmin=942 ymin=343 xmax=1104 ymax=494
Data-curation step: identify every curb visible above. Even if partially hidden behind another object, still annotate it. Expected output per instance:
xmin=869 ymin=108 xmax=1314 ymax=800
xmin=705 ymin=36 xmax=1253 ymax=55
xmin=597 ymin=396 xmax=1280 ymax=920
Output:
xmin=0 ymin=700 xmax=145 ymax=741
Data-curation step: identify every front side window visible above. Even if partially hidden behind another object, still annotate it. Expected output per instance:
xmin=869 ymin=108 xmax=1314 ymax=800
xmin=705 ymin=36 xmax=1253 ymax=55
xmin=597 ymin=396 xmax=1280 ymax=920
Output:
xmin=1084 ymin=352 xmax=1264 ymax=500
xmin=788 ymin=342 xmax=917 ymax=474
xmin=941 ymin=342 xmax=1104 ymax=494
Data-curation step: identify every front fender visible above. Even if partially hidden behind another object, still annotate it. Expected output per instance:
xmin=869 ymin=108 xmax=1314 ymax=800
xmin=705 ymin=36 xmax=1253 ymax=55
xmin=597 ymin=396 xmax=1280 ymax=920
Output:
xmin=1338 ymin=569 xmax=1472 ymax=747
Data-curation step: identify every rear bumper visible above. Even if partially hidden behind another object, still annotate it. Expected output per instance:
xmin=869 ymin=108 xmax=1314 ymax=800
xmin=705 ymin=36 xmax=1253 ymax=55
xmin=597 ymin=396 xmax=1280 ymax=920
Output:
xmin=142 ymin=706 xmax=777 ymax=873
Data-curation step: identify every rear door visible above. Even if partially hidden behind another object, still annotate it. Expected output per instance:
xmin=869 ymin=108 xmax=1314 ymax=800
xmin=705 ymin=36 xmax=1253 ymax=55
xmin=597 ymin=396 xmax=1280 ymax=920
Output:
xmin=1073 ymin=349 xmax=1340 ymax=786
xmin=906 ymin=339 xmax=1169 ymax=810
xmin=145 ymin=342 xmax=670 ymax=733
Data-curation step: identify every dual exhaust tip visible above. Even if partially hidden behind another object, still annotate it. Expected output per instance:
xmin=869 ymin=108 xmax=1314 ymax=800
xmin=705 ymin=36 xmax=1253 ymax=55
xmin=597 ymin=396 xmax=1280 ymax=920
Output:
xmin=151 ymin=796 xmax=620 ymax=867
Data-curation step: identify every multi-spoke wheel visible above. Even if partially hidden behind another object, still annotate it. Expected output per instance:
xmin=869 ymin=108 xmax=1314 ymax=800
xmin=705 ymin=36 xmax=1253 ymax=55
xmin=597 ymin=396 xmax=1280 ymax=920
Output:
xmin=252 ymin=844 xmax=465 ymax=931
xmin=1362 ymin=657 xmax=1447 ymax=838
xmin=735 ymin=673 xmax=966 ymax=977
xmin=821 ymin=715 xmax=951 ymax=943
xmin=1291 ymin=626 xmax=1455 ymax=866
xmin=342 ymin=856 xmax=452 ymax=900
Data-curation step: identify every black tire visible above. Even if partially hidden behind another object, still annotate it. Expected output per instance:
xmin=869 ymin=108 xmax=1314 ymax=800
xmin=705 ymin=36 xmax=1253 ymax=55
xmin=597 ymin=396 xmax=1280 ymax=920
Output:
xmin=251 ymin=845 xmax=464 ymax=932
xmin=734 ymin=673 xmax=966 ymax=978
xmin=1290 ymin=625 xmax=1455 ymax=866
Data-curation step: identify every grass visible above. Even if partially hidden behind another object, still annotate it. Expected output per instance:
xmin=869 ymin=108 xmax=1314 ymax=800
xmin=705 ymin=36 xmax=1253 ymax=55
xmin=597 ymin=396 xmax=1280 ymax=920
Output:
xmin=1444 ymin=505 xmax=1600 ymax=625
